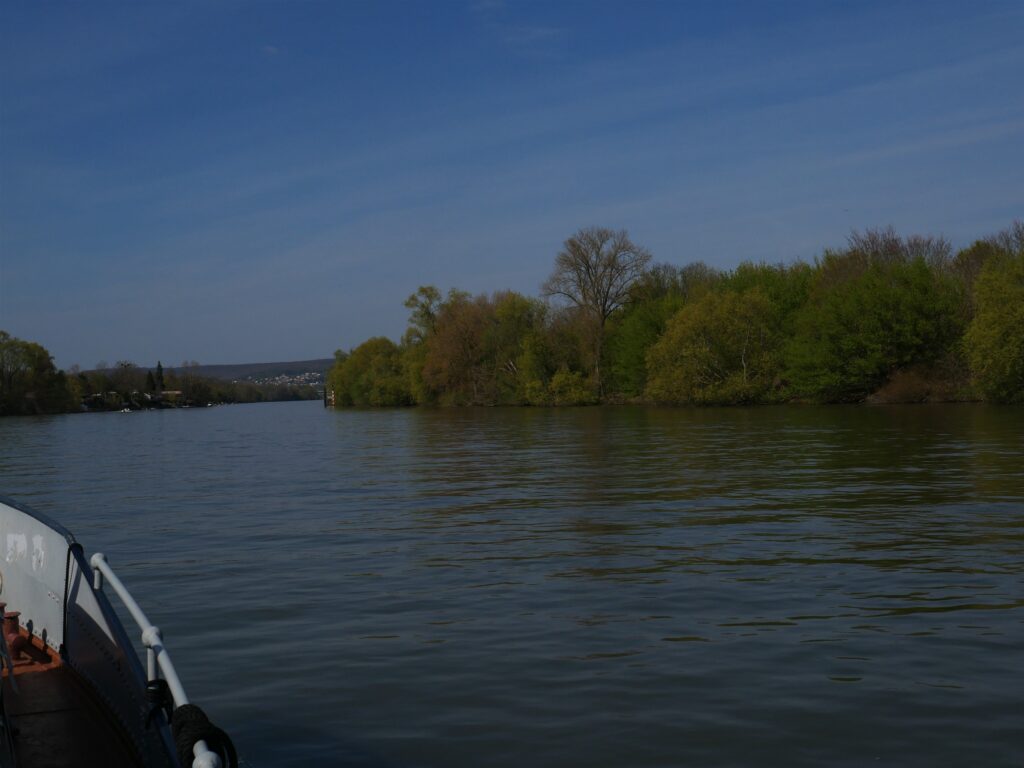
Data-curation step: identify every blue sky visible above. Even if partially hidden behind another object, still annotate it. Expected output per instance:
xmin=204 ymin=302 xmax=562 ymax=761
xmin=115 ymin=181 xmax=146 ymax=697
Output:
xmin=1 ymin=0 xmax=1022 ymax=368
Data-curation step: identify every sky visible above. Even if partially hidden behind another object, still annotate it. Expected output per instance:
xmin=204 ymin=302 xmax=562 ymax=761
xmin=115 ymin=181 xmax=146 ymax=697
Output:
xmin=1 ymin=1 xmax=1022 ymax=369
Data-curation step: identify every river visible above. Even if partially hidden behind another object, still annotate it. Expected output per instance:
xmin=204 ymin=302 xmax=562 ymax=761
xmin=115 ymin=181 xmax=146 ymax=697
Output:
xmin=1 ymin=401 xmax=1021 ymax=766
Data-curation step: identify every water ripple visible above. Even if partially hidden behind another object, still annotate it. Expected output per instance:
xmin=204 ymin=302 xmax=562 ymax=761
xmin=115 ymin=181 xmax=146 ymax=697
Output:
xmin=1 ymin=403 xmax=1022 ymax=767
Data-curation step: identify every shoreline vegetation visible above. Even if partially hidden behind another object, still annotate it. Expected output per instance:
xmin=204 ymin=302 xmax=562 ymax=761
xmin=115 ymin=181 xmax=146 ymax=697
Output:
xmin=0 ymin=347 xmax=320 ymax=417
xmin=328 ymin=222 xmax=1024 ymax=408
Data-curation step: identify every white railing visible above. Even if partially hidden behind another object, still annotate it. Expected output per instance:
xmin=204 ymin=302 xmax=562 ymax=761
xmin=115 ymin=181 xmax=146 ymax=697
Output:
xmin=90 ymin=553 xmax=222 ymax=768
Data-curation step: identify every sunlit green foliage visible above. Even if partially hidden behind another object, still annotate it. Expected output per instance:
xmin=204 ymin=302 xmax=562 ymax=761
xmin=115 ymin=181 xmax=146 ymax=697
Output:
xmin=964 ymin=250 xmax=1024 ymax=402
xmin=402 ymin=286 xmax=442 ymax=346
xmin=722 ymin=261 xmax=813 ymax=320
xmin=547 ymin=367 xmax=598 ymax=405
xmin=327 ymin=223 xmax=1023 ymax=408
xmin=329 ymin=337 xmax=412 ymax=406
xmin=398 ymin=286 xmax=442 ymax=403
xmin=416 ymin=290 xmax=552 ymax=405
xmin=646 ymin=288 xmax=784 ymax=404
xmin=420 ymin=289 xmax=488 ymax=404
xmin=490 ymin=292 xmax=551 ymax=404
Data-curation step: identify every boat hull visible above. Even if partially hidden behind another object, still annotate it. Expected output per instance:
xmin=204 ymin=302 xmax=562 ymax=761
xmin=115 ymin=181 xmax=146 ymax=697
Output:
xmin=0 ymin=497 xmax=178 ymax=767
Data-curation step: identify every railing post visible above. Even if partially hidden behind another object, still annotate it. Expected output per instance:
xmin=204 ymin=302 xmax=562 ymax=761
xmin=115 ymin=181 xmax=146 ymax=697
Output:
xmin=89 ymin=550 xmax=227 ymax=767
xmin=90 ymin=552 xmax=106 ymax=590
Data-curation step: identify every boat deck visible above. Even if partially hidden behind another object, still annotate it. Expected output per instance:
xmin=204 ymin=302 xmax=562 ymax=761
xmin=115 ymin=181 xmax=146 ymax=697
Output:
xmin=3 ymin=631 xmax=141 ymax=767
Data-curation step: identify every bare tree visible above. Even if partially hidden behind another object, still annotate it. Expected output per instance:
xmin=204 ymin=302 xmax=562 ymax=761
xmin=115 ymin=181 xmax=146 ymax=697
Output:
xmin=847 ymin=226 xmax=951 ymax=269
xmin=988 ymin=219 xmax=1024 ymax=256
xmin=542 ymin=226 xmax=652 ymax=395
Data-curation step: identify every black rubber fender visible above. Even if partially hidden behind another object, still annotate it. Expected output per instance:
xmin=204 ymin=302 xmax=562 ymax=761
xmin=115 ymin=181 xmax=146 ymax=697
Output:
xmin=171 ymin=703 xmax=238 ymax=768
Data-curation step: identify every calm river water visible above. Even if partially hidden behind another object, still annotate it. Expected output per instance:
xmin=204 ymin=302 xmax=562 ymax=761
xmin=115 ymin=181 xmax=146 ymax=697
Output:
xmin=1 ymin=402 xmax=1022 ymax=766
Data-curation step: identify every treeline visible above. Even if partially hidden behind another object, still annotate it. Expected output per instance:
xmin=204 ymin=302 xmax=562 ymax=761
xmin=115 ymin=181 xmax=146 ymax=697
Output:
xmin=328 ymin=222 xmax=1024 ymax=407
xmin=0 ymin=339 xmax=320 ymax=416
xmin=73 ymin=360 xmax=320 ymax=410
xmin=0 ymin=331 xmax=79 ymax=415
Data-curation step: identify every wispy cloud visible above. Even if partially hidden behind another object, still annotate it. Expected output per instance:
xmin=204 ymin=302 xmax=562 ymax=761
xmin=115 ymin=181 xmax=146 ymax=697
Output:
xmin=503 ymin=25 xmax=562 ymax=47
xmin=5 ymin=1 xmax=1023 ymax=366
xmin=830 ymin=118 xmax=1024 ymax=167
xmin=469 ymin=0 xmax=504 ymax=12
xmin=470 ymin=1 xmax=563 ymax=56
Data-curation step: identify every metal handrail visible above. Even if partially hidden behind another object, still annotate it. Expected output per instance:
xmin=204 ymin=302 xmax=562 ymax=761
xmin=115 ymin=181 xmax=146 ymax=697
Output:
xmin=90 ymin=553 xmax=222 ymax=768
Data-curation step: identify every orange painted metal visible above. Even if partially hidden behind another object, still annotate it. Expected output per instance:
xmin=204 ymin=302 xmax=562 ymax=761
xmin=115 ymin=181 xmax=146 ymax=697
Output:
xmin=1 ymin=606 xmax=144 ymax=766
xmin=3 ymin=610 xmax=28 ymax=660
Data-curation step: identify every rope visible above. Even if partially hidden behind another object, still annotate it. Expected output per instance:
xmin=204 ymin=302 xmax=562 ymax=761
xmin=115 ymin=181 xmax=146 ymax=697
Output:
xmin=171 ymin=704 xmax=238 ymax=768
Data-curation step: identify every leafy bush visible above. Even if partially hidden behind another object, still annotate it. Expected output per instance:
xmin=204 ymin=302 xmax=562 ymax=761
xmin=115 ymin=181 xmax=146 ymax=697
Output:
xmin=646 ymin=288 xmax=783 ymax=404
xmin=964 ymin=252 xmax=1024 ymax=402
xmin=329 ymin=337 xmax=412 ymax=407
xmin=786 ymin=257 xmax=960 ymax=401
xmin=548 ymin=368 xmax=597 ymax=406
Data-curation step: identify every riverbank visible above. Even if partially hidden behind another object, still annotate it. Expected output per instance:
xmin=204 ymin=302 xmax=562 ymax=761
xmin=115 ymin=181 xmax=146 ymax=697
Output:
xmin=328 ymin=224 xmax=1024 ymax=409
xmin=0 ymin=331 xmax=323 ymax=417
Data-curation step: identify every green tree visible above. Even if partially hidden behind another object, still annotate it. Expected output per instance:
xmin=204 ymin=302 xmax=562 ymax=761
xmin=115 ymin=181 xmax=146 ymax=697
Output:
xmin=402 ymin=286 xmax=442 ymax=345
xmin=421 ymin=291 xmax=493 ymax=405
xmin=605 ymin=293 xmax=684 ymax=398
xmin=488 ymin=292 xmax=549 ymax=404
xmin=964 ymin=251 xmax=1024 ymax=402
xmin=0 ymin=331 xmax=76 ymax=415
xmin=722 ymin=261 xmax=813 ymax=319
xmin=949 ymin=222 xmax=1024 ymax=322
xmin=329 ymin=337 xmax=412 ymax=406
xmin=604 ymin=261 xmax=726 ymax=398
xmin=542 ymin=307 xmax=596 ymax=397
xmin=646 ymin=288 xmax=783 ymax=404
xmin=415 ymin=290 xmax=551 ymax=406
xmin=514 ymin=333 xmax=553 ymax=404
xmin=400 ymin=286 xmax=443 ymax=403
xmin=786 ymin=257 xmax=960 ymax=401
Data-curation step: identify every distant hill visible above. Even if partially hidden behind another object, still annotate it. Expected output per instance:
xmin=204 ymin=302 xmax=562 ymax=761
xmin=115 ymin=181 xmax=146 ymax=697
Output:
xmin=162 ymin=359 xmax=334 ymax=381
